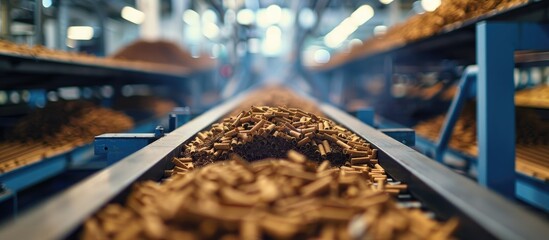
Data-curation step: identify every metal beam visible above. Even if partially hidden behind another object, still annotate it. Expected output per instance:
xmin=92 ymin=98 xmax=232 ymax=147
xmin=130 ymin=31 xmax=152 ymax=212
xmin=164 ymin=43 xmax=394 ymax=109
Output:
xmin=476 ymin=22 xmax=517 ymax=198
xmin=435 ymin=66 xmax=477 ymax=163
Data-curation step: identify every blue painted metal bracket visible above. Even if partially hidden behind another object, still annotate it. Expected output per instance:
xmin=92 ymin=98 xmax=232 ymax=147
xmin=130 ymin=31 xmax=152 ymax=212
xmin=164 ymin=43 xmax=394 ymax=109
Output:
xmin=355 ymin=107 xmax=414 ymax=146
xmin=435 ymin=66 xmax=477 ymax=164
xmin=94 ymin=126 xmax=165 ymax=164
xmin=0 ymin=184 xmax=13 ymax=204
xmin=516 ymin=173 xmax=549 ymax=212
xmin=476 ymin=22 xmax=549 ymax=198
xmin=355 ymin=107 xmax=375 ymax=127
xmin=169 ymin=107 xmax=191 ymax=132
xmin=380 ymin=128 xmax=415 ymax=146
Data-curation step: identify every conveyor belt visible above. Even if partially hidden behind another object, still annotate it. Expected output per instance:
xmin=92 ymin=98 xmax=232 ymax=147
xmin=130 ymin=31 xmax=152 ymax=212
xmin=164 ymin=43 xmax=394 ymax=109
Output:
xmin=0 ymin=88 xmax=548 ymax=239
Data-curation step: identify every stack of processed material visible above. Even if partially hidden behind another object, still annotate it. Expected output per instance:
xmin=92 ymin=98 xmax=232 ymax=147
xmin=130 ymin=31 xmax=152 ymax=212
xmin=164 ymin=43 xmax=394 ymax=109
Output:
xmin=84 ymin=150 xmax=457 ymax=239
xmin=414 ymin=105 xmax=549 ymax=180
xmin=186 ymin=106 xmax=373 ymax=167
xmin=0 ymin=101 xmax=134 ymax=174
xmin=111 ymin=40 xmax=216 ymax=72
xmin=322 ymin=0 xmax=528 ymax=69
xmin=515 ymin=85 xmax=549 ymax=109
xmin=229 ymin=86 xmax=323 ymax=117
xmin=0 ymin=40 xmax=186 ymax=74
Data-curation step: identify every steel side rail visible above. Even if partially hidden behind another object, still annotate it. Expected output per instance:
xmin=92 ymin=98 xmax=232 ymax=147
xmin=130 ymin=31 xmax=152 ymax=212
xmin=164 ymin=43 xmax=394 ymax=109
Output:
xmin=0 ymin=91 xmax=249 ymax=240
xmin=320 ymin=103 xmax=549 ymax=240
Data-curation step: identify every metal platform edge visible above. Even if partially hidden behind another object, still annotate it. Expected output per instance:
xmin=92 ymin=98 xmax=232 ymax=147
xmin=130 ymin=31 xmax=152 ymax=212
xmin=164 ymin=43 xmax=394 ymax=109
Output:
xmin=0 ymin=90 xmax=248 ymax=240
xmin=320 ymin=103 xmax=549 ymax=240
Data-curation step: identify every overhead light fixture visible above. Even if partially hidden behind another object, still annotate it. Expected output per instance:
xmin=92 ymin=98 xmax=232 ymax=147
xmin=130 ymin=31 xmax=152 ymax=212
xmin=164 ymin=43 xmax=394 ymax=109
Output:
xmin=262 ymin=26 xmax=282 ymax=56
xmin=421 ymin=0 xmax=441 ymax=12
xmin=349 ymin=38 xmax=363 ymax=48
xmin=298 ymin=8 xmax=316 ymax=29
xmin=374 ymin=25 xmax=388 ymax=36
xmin=380 ymin=0 xmax=394 ymax=4
xmin=203 ymin=23 xmax=220 ymax=39
xmin=67 ymin=26 xmax=94 ymax=40
xmin=256 ymin=5 xmax=286 ymax=27
xmin=313 ymin=49 xmax=331 ymax=64
xmin=349 ymin=5 xmax=374 ymax=26
xmin=42 ymin=0 xmax=52 ymax=8
xmin=121 ymin=6 xmax=145 ymax=24
xmin=324 ymin=4 xmax=374 ymax=48
xmin=183 ymin=9 xmax=200 ymax=25
xmin=236 ymin=9 xmax=254 ymax=25
xmin=202 ymin=9 xmax=218 ymax=23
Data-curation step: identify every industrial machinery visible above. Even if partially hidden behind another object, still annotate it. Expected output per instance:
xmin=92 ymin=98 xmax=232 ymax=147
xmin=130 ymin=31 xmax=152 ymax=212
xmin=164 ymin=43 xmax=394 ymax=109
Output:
xmin=0 ymin=87 xmax=548 ymax=239
xmin=0 ymin=0 xmax=548 ymax=239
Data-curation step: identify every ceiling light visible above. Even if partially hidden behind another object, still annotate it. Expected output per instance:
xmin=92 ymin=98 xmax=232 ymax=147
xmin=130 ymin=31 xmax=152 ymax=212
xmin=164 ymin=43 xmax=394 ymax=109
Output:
xmin=67 ymin=26 xmax=94 ymax=40
xmin=121 ymin=6 xmax=145 ymax=24
xmin=421 ymin=0 xmax=441 ymax=12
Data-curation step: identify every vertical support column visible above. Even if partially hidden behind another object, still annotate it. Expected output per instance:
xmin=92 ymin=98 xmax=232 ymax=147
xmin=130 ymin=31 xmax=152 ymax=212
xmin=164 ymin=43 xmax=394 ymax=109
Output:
xmin=0 ymin=0 xmax=11 ymax=40
xmin=57 ymin=0 xmax=69 ymax=51
xmin=476 ymin=22 xmax=517 ymax=198
xmin=34 ymin=0 xmax=43 ymax=45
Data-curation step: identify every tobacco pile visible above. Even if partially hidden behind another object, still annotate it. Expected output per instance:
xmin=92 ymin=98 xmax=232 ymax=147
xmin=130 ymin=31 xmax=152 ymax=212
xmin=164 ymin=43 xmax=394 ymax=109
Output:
xmin=185 ymin=106 xmax=375 ymax=167
xmin=9 ymin=101 xmax=134 ymax=145
xmin=515 ymin=85 xmax=549 ymax=109
xmin=0 ymin=40 xmax=187 ymax=74
xmin=0 ymin=101 xmax=134 ymax=174
xmin=83 ymin=151 xmax=457 ymax=240
xmin=111 ymin=40 xmax=216 ymax=71
xmin=230 ymin=86 xmax=323 ymax=117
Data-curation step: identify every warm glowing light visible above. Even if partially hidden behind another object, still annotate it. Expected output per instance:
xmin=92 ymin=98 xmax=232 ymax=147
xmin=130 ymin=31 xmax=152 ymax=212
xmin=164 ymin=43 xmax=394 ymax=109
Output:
xmin=67 ymin=26 xmax=94 ymax=40
xmin=324 ymin=4 xmax=374 ymax=48
xmin=374 ymin=25 xmax=388 ymax=36
xmin=313 ymin=49 xmax=331 ymax=63
xmin=121 ymin=6 xmax=145 ymax=24
xmin=298 ymin=8 xmax=316 ymax=29
xmin=349 ymin=5 xmax=374 ymax=26
xmin=203 ymin=23 xmax=220 ymax=39
xmin=236 ymin=9 xmax=255 ymax=25
xmin=380 ymin=0 xmax=394 ymax=4
xmin=183 ymin=9 xmax=200 ymax=25
xmin=421 ymin=0 xmax=441 ymax=12
xmin=257 ymin=5 xmax=286 ymax=27
xmin=262 ymin=26 xmax=282 ymax=56
xmin=202 ymin=9 xmax=217 ymax=23
xmin=42 ymin=0 xmax=52 ymax=8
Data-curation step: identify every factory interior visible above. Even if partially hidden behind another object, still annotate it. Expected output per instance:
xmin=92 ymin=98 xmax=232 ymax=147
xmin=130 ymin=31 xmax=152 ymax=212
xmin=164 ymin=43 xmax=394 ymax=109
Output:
xmin=0 ymin=0 xmax=549 ymax=239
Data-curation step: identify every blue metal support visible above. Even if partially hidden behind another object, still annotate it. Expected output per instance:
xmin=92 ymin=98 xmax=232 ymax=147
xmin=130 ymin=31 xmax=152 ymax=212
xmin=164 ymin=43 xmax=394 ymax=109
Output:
xmin=169 ymin=107 xmax=191 ymax=132
xmin=476 ymin=22 xmax=549 ymax=199
xmin=435 ymin=66 xmax=477 ymax=163
xmin=380 ymin=128 xmax=416 ymax=146
xmin=476 ymin=22 xmax=517 ymax=198
xmin=355 ymin=107 xmax=375 ymax=127
xmin=94 ymin=126 xmax=164 ymax=164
